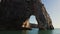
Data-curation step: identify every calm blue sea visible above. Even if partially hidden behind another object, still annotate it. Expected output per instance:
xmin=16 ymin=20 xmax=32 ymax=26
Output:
xmin=0 ymin=28 xmax=60 ymax=34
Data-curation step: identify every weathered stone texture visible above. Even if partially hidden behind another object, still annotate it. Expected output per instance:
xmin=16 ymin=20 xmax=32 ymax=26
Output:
xmin=0 ymin=0 xmax=54 ymax=30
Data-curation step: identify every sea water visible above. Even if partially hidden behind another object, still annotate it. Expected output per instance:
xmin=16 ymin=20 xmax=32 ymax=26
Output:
xmin=0 ymin=28 xmax=60 ymax=34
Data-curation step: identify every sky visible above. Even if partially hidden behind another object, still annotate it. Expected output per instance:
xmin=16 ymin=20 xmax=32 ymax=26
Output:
xmin=29 ymin=0 xmax=60 ymax=28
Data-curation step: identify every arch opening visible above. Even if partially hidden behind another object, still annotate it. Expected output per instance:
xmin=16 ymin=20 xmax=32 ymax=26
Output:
xmin=29 ymin=15 xmax=38 ymax=24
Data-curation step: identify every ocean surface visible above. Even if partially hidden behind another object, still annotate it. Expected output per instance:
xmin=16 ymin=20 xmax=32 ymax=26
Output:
xmin=0 ymin=28 xmax=60 ymax=34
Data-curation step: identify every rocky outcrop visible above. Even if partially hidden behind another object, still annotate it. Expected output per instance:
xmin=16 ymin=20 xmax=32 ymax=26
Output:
xmin=0 ymin=0 xmax=54 ymax=30
xmin=20 ymin=19 xmax=32 ymax=30
xmin=30 ymin=23 xmax=38 ymax=28
xmin=39 ymin=2 xmax=54 ymax=30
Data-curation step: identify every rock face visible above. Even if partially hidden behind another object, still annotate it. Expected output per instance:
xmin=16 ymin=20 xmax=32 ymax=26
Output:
xmin=21 ymin=19 xmax=32 ymax=30
xmin=30 ymin=23 xmax=38 ymax=28
xmin=0 ymin=0 xmax=54 ymax=30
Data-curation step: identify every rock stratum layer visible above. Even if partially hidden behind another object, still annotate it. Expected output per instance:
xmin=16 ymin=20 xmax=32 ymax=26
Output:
xmin=0 ymin=0 xmax=54 ymax=30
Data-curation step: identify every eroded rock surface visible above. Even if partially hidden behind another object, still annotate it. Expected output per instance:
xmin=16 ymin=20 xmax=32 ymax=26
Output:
xmin=0 ymin=0 xmax=54 ymax=30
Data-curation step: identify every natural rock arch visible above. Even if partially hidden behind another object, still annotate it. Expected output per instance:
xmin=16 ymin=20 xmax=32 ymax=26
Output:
xmin=0 ymin=0 xmax=54 ymax=30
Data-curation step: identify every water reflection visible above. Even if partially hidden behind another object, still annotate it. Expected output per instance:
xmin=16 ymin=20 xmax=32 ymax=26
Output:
xmin=38 ymin=30 xmax=53 ymax=34
xmin=27 ymin=28 xmax=53 ymax=34
xmin=21 ymin=30 xmax=28 ymax=34
xmin=0 ymin=28 xmax=59 ymax=34
xmin=18 ymin=29 xmax=60 ymax=34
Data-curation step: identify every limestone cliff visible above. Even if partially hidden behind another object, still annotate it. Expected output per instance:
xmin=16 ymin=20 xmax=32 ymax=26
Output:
xmin=0 ymin=0 xmax=54 ymax=30
xmin=41 ymin=4 xmax=54 ymax=29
